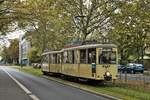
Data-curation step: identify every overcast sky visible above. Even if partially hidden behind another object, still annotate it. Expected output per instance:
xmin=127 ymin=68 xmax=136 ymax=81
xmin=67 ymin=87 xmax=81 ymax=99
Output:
xmin=0 ymin=30 xmax=25 ymax=48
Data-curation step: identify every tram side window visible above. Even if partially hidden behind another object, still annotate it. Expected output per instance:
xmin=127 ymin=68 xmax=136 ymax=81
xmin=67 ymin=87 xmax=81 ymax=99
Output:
xmin=68 ymin=51 xmax=74 ymax=64
xmin=99 ymin=49 xmax=116 ymax=64
xmin=64 ymin=51 xmax=74 ymax=64
xmin=88 ymin=48 xmax=96 ymax=64
xmin=80 ymin=49 xmax=87 ymax=64
xmin=52 ymin=54 xmax=57 ymax=64
xmin=57 ymin=54 xmax=61 ymax=64
xmin=64 ymin=51 xmax=68 ymax=63
xmin=43 ymin=55 xmax=49 ymax=64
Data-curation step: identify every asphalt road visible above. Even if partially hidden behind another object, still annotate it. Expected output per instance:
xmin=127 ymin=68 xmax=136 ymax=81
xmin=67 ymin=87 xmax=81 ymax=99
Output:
xmin=0 ymin=66 xmax=110 ymax=100
xmin=0 ymin=67 xmax=32 ymax=100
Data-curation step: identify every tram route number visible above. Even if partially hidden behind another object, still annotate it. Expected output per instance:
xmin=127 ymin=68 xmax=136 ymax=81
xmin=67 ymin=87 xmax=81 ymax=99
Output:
xmin=102 ymin=65 xmax=110 ymax=68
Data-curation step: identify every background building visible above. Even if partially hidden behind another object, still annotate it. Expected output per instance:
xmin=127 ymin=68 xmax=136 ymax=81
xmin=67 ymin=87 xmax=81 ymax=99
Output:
xmin=19 ymin=35 xmax=31 ymax=66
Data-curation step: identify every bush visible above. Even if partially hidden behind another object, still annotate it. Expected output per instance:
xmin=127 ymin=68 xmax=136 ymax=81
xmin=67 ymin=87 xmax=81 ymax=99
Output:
xmin=27 ymin=47 xmax=41 ymax=63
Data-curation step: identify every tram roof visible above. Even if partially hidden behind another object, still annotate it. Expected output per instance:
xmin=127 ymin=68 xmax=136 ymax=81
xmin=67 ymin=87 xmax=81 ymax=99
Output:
xmin=42 ymin=44 xmax=117 ymax=55
xmin=42 ymin=50 xmax=63 ymax=55
xmin=63 ymin=43 xmax=117 ymax=51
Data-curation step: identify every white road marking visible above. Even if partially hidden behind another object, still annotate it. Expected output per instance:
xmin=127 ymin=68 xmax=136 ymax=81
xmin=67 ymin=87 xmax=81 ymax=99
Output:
xmin=30 ymin=94 xmax=40 ymax=100
xmin=2 ymin=68 xmax=40 ymax=100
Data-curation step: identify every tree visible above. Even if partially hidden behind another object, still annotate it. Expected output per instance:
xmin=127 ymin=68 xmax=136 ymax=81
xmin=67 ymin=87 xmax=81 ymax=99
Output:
xmin=8 ymin=39 xmax=19 ymax=64
xmin=63 ymin=0 xmax=117 ymax=40
xmin=1 ymin=0 xmax=149 ymax=65
xmin=14 ymin=0 xmax=73 ymax=53
xmin=0 ymin=0 xmax=20 ymax=35
xmin=1 ymin=46 xmax=10 ymax=64
xmin=27 ymin=47 xmax=41 ymax=63
xmin=108 ymin=0 xmax=150 ymax=64
xmin=1 ymin=39 xmax=19 ymax=64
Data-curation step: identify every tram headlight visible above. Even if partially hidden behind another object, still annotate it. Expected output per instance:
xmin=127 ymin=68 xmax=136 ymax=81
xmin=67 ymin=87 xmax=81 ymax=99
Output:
xmin=106 ymin=72 xmax=111 ymax=77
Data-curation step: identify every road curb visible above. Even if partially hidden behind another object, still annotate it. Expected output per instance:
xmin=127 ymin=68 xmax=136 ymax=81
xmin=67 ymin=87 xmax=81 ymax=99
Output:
xmin=42 ymin=76 xmax=121 ymax=100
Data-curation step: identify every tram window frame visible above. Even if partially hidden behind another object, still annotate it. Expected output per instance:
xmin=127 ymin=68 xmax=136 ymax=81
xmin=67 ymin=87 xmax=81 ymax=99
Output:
xmin=67 ymin=50 xmax=75 ymax=64
xmin=74 ymin=50 xmax=78 ymax=64
xmin=52 ymin=53 xmax=57 ymax=64
xmin=50 ymin=54 xmax=53 ymax=64
xmin=64 ymin=51 xmax=68 ymax=64
xmin=57 ymin=54 xmax=61 ymax=64
xmin=99 ymin=49 xmax=117 ymax=64
xmin=88 ymin=48 xmax=96 ymax=64
xmin=63 ymin=50 xmax=74 ymax=64
xmin=55 ymin=54 xmax=58 ymax=64
xmin=72 ymin=50 xmax=75 ymax=64
xmin=49 ymin=54 xmax=51 ymax=64
xmin=80 ymin=49 xmax=87 ymax=64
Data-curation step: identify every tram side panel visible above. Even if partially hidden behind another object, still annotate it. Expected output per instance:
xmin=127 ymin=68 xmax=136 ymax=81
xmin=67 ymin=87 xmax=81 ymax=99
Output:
xmin=79 ymin=64 xmax=95 ymax=79
xmin=50 ymin=64 xmax=61 ymax=73
xmin=62 ymin=64 xmax=79 ymax=77
xmin=61 ymin=50 xmax=79 ymax=77
xmin=49 ymin=53 xmax=61 ymax=74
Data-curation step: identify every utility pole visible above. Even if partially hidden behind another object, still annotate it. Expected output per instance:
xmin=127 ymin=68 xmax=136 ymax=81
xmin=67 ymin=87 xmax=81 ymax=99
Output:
xmin=20 ymin=45 xmax=23 ymax=68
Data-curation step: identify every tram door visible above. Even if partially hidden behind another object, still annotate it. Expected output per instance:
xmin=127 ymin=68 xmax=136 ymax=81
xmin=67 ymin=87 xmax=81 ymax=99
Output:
xmin=79 ymin=48 xmax=96 ymax=78
xmin=88 ymin=48 xmax=96 ymax=74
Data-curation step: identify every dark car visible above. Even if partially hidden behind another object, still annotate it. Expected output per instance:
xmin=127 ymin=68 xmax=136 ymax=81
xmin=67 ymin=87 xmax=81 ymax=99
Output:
xmin=133 ymin=64 xmax=144 ymax=73
xmin=122 ymin=63 xmax=144 ymax=74
xmin=118 ymin=64 xmax=125 ymax=72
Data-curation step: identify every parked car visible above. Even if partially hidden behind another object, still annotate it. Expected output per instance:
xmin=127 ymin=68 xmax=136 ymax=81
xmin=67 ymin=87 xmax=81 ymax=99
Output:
xmin=37 ymin=63 xmax=41 ymax=69
xmin=133 ymin=64 xmax=144 ymax=73
xmin=33 ymin=63 xmax=41 ymax=69
xmin=122 ymin=63 xmax=144 ymax=74
xmin=118 ymin=64 xmax=125 ymax=72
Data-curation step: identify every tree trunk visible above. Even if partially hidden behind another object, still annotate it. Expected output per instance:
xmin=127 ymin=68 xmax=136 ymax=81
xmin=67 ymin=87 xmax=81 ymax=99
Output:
xmin=141 ymin=46 xmax=145 ymax=64
xmin=137 ymin=46 xmax=140 ymax=63
xmin=120 ymin=49 xmax=124 ymax=64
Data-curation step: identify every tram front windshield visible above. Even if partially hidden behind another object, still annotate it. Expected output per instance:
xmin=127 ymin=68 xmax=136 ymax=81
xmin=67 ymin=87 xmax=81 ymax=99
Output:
xmin=99 ymin=49 xmax=116 ymax=64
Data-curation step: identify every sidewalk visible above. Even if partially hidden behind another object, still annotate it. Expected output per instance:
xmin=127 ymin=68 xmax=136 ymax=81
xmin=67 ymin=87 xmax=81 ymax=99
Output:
xmin=0 ymin=68 xmax=31 ymax=100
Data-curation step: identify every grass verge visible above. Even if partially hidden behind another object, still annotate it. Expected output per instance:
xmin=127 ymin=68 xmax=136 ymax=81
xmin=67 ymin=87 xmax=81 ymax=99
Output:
xmin=8 ymin=66 xmax=150 ymax=100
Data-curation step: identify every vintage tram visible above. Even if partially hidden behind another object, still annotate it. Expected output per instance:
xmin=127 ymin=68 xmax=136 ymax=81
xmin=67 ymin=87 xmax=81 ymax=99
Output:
xmin=42 ymin=43 xmax=118 ymax=81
